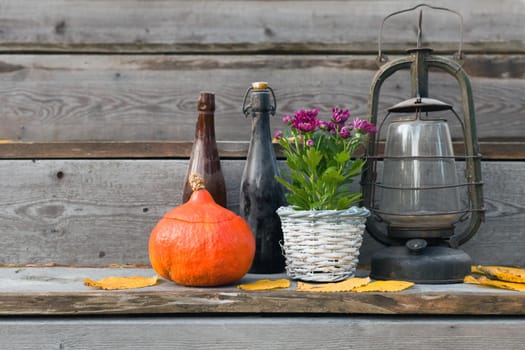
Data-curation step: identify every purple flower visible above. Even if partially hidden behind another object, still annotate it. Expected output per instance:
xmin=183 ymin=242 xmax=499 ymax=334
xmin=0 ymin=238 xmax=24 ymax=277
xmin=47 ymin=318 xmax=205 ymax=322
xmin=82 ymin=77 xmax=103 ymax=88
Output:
xmin=331 ymin=107 xmax=350 ymax=124
xmin=352 ymin=118 xmax=377 ymax=133
xmin=318 ymin=120 xmax=329 ymax=130
xmin=306 ymin=139 xmax=314 ymax=147
xmin=339 ymin=126 xmax=351 ymax=139
xmin=282 ymin=115 xmax=292 ymax=124
xmin=274 ymin=130 xmax=282 ymax=139
xmin=328 ymin=122 xmax=337 ymax=134
xmin=320 ymin=120 xmax=337 ymax=134
xmin=292 ymin=109 xmax=319 ymax=133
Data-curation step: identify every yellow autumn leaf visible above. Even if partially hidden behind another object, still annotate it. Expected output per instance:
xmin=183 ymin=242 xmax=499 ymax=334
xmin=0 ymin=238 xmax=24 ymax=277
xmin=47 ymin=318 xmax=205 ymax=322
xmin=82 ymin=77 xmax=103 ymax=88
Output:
xmin=352 ymin=280 xmax=414 ymax=293
xmin=471 ymin=265 xmax=486 ymax=275
xmin=84 ymin=275 xmax=158 ymax=290
xmin=464 ymin=275 xmax=480 ymax=284
xmin=296 ymin=277 xmax=371 ymax=292
xmin=237 ymin=279 xmax=291 ymax=291
xmin=464 ymin=275 xmax=525 ymax=292
xmin=474 ymin=265 xmax=525 ymax=283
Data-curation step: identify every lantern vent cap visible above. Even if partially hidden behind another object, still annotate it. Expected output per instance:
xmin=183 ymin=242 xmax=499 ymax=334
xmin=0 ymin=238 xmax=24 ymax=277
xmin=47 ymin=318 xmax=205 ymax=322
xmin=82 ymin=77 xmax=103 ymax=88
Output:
xmin=388 ymin=97 xmax=453 ymax=113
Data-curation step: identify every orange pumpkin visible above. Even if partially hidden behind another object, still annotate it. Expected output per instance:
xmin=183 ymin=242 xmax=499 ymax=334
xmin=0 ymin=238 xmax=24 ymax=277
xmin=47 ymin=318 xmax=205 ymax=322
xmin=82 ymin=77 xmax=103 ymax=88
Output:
xmin=149 ymin=174 xmax=255 ymax=287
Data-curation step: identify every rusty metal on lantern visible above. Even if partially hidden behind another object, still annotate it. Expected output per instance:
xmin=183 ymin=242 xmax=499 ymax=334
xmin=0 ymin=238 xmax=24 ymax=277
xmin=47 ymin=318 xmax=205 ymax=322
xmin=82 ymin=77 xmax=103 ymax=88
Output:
xmin=361 ymin=4 xmax=485 ymax=283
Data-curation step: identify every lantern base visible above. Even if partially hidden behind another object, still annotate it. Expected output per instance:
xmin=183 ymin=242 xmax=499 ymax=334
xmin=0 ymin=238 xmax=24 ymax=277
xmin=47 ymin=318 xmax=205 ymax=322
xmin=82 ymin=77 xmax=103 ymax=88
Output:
xmin=369 ymin=240 xmax=471 ymax=284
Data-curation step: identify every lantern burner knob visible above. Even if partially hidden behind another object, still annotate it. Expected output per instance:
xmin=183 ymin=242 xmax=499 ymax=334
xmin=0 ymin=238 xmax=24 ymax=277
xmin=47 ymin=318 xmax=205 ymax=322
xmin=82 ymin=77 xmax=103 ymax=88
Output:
xmin=406 ymin=239 xmax=427 ymax=255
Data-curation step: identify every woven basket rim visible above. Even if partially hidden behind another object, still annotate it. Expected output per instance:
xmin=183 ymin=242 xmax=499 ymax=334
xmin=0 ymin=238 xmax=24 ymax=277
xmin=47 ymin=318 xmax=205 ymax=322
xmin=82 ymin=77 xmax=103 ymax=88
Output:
xmin=277 ymin=205 xmax=370 ymax=218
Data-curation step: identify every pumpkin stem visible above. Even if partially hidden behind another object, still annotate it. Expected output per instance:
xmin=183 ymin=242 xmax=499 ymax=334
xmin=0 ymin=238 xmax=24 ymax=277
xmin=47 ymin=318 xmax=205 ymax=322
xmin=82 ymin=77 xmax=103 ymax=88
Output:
xmin=189 ymin=173 xmax=206 ymax=192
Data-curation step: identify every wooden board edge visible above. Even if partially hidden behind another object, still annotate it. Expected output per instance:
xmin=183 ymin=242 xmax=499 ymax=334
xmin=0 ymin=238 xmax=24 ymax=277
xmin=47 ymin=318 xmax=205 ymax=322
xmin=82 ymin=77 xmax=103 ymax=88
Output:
xmin=0 ymin=141 xmax=522 ymax=160
xmin=0 ymin=42 xmax=523 ymax=55
xmin=0 ymin=290 xmax=524 ymax=316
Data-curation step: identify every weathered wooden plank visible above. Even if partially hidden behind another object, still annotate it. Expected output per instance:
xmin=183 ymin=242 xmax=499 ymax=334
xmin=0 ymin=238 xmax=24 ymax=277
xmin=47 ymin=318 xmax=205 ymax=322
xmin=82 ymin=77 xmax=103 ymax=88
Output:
xmin=0 ymin=160 xmax=523 ymax=267
xmin=0 ymin=141 xmax=244 ymax=159
xmin=1 ymin=316 xmax=524 ymax=350
xmin=0 ymin=0 xmax=522 ymax=53
xmin=0 ymin=55 xmax=523 ymax=142
xmin=1 ymin=267 xmax=525 ymax=316
xmin=0 ymin=141 xmax=523 ymax=160
xmin=0 ymin=159 xmax=239 ymax=265
xmin=461 ymin=161 xmax=525 ymax=266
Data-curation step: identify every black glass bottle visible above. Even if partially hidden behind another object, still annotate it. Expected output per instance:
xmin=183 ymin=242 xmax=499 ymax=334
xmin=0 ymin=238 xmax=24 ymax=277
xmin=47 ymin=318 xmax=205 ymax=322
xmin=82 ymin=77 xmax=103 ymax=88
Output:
xmin=240 ymin=82 xmax=286 ymax=273
xmin=183 ymin=92 xmax=227 ymax=207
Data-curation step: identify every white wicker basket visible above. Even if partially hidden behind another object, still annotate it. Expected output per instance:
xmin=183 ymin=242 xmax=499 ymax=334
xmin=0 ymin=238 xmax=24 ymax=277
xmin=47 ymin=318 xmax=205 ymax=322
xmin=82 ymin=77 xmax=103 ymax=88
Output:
xmin=276 ymin=206 xmax=369 ymax=282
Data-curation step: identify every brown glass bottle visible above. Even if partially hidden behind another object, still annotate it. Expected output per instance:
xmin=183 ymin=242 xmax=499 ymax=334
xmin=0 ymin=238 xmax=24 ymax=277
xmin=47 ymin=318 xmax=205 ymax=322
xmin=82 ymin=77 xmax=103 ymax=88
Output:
xmin=182 ymin=92 xmax=227 ymax=207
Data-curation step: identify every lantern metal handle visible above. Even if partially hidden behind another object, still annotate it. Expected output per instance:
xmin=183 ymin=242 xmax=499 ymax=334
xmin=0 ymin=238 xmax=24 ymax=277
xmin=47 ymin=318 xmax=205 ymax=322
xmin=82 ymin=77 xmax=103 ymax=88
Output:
xmin=377 ymin=3 xmax=464 ymax=65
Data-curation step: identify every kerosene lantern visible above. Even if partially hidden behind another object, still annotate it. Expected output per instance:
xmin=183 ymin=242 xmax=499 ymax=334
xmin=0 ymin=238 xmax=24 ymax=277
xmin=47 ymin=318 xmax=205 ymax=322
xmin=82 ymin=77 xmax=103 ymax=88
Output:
xmin=361 ymin=4 xmax=485 ymax=283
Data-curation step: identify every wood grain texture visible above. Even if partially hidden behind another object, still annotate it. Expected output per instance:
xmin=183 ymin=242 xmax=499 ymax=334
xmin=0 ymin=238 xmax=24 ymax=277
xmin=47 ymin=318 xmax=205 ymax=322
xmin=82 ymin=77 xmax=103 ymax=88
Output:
xmin=0 ymin=159 xmax=240 ymax=265
xmin=1 ymin=316 xmax=524 ymax=350
xmin=0 ymin=0 xmax=522 ymax=53
xmin=0 ymin=54 xmax=523 ymax=143
xmin=0 ymin=160 xmax=523 ymax=267
xmin=1 ymin=267 xmax=525 ymax=316
xmin=0 ymin=141 xmax=522 ymax=159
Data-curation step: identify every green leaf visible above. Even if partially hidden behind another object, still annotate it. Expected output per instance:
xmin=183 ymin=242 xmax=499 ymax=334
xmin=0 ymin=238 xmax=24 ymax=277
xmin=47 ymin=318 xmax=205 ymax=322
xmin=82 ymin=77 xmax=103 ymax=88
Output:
xmin=343 ymin=159 xmax=365 ymax=180
xmin=334 ymin=151 xmax=350 ymax=164
xmin=303 ymin=148 xmax=322 ymax=170
xmin=335 ymin=193 xmax=362 ymax=209
xmin=321 ymin=166 xmax=344 ymax=186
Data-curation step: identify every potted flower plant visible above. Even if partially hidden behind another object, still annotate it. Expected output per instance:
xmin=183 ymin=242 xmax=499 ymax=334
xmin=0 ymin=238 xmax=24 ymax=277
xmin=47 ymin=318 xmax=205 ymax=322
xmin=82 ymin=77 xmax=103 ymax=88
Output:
xmin=274 ymin=107 xmax=376 ymax=282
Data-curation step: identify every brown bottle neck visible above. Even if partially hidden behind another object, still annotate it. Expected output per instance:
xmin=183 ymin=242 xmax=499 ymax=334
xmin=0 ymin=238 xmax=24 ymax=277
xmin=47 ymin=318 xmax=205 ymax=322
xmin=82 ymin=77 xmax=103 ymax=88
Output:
xmin=195 ymin=92 xmax=216 ymax=139
xmin=195 ymin=111 xmax=216 ymax=139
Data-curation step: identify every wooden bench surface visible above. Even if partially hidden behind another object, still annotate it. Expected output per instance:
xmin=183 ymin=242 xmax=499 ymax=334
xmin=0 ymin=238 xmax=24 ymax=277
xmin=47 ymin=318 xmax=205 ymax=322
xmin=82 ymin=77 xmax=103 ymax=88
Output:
xmin=3 ymin=267 xmax=525 ymax=350
xmin=1 ymin=266 xmax=524 ymax=316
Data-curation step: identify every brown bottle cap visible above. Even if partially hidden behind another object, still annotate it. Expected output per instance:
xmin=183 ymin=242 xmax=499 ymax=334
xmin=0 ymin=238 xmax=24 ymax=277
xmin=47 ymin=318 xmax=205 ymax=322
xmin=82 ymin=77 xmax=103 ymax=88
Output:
xmin=251 ymin=82 xmax=269 ymax=90
xmin=198 ymin=92 xmax=215 ymax=112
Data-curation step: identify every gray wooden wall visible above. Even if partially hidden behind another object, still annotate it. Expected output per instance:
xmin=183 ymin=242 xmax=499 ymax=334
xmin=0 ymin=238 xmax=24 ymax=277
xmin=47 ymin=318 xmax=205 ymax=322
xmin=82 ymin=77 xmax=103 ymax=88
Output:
xmin=0 ymin=0 xmax=523 ymax=267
